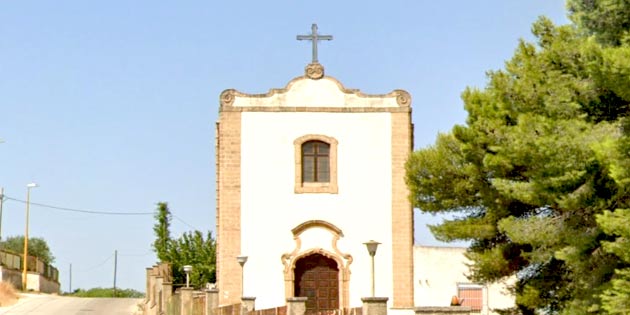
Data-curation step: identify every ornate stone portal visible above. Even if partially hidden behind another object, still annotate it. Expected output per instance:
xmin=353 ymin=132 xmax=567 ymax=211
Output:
xmin=281 ymin=220 xmax=353 ymax=310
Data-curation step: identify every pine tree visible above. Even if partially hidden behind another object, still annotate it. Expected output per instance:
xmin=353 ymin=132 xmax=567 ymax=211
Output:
xmin=406 ymin=8 xmax=630 ymax=314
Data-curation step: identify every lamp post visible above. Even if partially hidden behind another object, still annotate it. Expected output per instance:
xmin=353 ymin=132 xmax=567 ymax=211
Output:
xmin=183 ymin=265 xmax=193 ymax=288
xmin=22 ymin=183 xmax=38 ymax=291
xmin=363 ymin=240 xmax=380 ymax=297
xmin=236 ymin=256 xmax=248 ymax=297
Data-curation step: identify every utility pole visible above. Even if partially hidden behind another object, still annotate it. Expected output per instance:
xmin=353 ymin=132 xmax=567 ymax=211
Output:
xmin=113 ymin=250 xmax=117 ymax=297
xmin=69 ymin=263 xmax=72 ymax=293
xmin=0 ymin=187 xmax=4 ymax=240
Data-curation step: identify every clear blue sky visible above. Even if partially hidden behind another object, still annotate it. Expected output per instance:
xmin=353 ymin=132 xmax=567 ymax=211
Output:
xmin=1 ymin=1 xmax=569 ymax=293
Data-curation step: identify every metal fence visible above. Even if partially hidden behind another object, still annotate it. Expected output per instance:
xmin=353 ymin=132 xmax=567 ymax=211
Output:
xmin=248 ymin=305 xmax=287 ymax=315
xmin=168 ymin=293 xmax=182 ymax=315
xmin=192 ymin=292 xmax=206 ymax=315
xmin=0 ymin=249 xmax=59 ymax=282
xmin=311 ymin=309 xmax=362 ymax=315
xmin=0 ymin=251 xmax=20 ymax=269
xmin=216 ymin=303 xmax=240 ymax=315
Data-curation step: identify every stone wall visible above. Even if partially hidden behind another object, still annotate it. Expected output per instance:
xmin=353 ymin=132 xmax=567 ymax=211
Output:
xmin=414 ymin=246 xmax=514 ymax=314
xmin=414 ymin=307 xmax=472 ymax=315
xmin=27 ymin=271 xmax=61 ymax=293
xmin=143 ymin=270 xmax=400 ymax=315
xmin=0 ymin=267 xmax=23 ymax=289
xmin=0 ymin=249 xmax=59 ymax=293
xmin=143 ymin=263 xmax=173 ymax=315
xmin=0 ymin=266 xmax=59 ymax=293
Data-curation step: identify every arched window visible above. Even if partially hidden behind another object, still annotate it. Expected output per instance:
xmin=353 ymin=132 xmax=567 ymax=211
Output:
xmin=302 ymin=141 xmax=330 ymax=183
xmin=294 ymin=135 xmax=338 ymax=194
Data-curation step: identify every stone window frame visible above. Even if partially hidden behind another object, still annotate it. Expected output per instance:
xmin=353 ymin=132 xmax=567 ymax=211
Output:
xmin=294 ymin=134 xmax=338 ymax=194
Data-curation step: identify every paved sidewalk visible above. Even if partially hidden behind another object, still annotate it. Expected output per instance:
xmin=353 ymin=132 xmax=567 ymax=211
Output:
xmin=0 ymin=294 xmax=142 ymax=315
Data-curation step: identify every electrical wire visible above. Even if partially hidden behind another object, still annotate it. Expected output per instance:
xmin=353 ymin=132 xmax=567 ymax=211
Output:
xmin=172 ymin=214 xmax=200 ymax=230
xmin=77 ymin=253 xmax=114 ymax=272
xmin=3 ymin=195 xmax=203 ymax=230
xmin=4 ymin=196 xmax=153 ymax=216
xmin=118 ymin=250 xmax=154 ymax=257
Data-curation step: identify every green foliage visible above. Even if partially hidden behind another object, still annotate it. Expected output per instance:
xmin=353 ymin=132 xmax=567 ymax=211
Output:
xmin=152 ymin=202 xmax=216 ymax=289
xmin=68 ymin=287 xmax=144 ymax=298
xmin=406 ymin=5 xmax=630 ymax=314
xmin=153 ymin=202 xmax=172 ymax=262
xmin=568 ymin=0 xmax=630 ymax=46
xmin=0 ymin=235 xmax=55 ymax=264
xmin=596 ymin=209 xmax=630 ymax=314
xmin=169 ymin=230 xmax=216 ymax=289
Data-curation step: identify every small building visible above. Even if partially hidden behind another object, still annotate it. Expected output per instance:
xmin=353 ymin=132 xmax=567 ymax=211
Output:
xmin=414 ymin=246 xmax=514 ymax=314
xmin=215 ymin=61 xmax=413 ymax=313
xmin=214 ymin=26 xmax=514 ymax=315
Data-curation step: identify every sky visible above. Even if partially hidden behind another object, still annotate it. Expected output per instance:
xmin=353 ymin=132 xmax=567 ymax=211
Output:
xmin=0 ymin=1 xmax=570 ymax=293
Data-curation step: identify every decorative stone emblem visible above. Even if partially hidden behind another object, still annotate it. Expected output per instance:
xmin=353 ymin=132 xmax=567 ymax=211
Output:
xmin=305 ymin=63 xmax=325 ymax=80
xmin=220 ymin=89 xmax=235 ymax=107
xmin=395 ymin=89 xmax=411 ymax=107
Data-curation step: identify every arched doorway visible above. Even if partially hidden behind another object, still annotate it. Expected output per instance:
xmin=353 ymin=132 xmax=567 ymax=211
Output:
xmin=294 ymin=253 xmax=340 ymax=314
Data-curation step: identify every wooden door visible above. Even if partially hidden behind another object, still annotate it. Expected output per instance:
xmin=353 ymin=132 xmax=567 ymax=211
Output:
xmin=294 ymin=254 xmax=339 ymax=314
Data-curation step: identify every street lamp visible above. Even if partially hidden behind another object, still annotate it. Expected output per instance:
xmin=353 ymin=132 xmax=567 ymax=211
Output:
xmin=22 ymin=183 xmax=38 ymax=291
xmin=183 ymin=265 xmax=193 ymax=288
xmin=236 ymin=255 xmax=248 ymax=297
xmin=363 ymin=240 xmax=380 ymax=297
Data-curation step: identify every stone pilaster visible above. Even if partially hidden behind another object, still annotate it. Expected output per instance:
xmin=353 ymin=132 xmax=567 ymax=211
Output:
xmin=362 ymin=297 xmax=389 ymax=315
xmin=162 ymin=282 xmax=172 ymax=315
xmin=391 ymin=110 xmax=414 ymax=307
xmin=155 ymin=276 xmax=163 ymax=315
xmin=241 ymin=297 xmax=256 ymax=315
xmin=216 ymin=111 xmax=242 ymax=306
xmin=286 ymin=297 xmax=308 ymax=315
xmin=145 ymin=267 xmax=153 ymax=305
xmin=206 ymin=289 xmax=219 ymax=315
xmin=180 ymin=287 xmax=194 ymax=315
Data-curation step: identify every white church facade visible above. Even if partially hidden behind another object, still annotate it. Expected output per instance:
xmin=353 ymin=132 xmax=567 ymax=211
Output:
xmin=215 ymin=62 xmax=414 ymax=312
xmin=214 ymin=26 xmax=514 ymax=315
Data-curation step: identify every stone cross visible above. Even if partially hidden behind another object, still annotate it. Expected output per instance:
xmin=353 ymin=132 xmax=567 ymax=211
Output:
xmin=297 ymin=24 xmax=333 ymax=63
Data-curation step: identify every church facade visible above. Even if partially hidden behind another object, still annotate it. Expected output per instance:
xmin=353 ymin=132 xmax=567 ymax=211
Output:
xmin=215 ymin=62 xmax=414 ymax=312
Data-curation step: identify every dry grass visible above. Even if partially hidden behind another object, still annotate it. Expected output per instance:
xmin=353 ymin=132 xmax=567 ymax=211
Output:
xmin=0 ymin=281 xmax=19 ymax=307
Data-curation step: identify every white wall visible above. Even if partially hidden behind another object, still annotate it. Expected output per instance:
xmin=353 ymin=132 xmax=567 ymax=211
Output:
xmin=240 ymin=111 xmax=394 ymax=309
xmin=414 ymin=246 xmax=514 ymax=314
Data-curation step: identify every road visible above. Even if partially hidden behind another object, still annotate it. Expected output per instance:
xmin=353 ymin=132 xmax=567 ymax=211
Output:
xmin=0 ymin=294 xmax=143 ymax=315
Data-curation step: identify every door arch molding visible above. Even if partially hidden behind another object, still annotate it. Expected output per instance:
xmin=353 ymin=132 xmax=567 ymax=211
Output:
xmin=281 ymin=220 xmax=352 ymax=309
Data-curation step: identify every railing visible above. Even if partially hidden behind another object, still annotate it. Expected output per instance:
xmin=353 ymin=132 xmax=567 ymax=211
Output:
xmin=222 ymin=304 xmax=359 ymax=315
xmin=0 ymin=251 xmax=20 ymax=269
xmin=343 ymin=307 xmax=362 ymax=315
xmin=216 ymin=303 xmax=241 ymax=315
xmin=248 ymin=305 xmax=287 ymax=315
xmin=0 ymin=249 xmax=59 ymax=282
xmin=192 ymin=292 xmax=206 ymax=315
xmin=168 ymin=293 xmax=182 ymax=315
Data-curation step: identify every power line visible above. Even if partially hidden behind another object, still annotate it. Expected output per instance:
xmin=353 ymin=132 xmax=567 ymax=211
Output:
xmin=77 ymin=253 xmax=114 ymax=272
xmin=172 ymin=214 xmax=200 ymax=230
xmin=3 ymin=195 xmax=203 ymax=230
xmin=118 ymin=250 xmax=154 ymax=257
xmin=3 ymin=196 xmax=153 ymax=216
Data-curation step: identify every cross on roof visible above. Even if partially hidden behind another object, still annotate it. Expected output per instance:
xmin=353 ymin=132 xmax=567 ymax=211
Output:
xmin=297 ymin=24 xmax=333 ymax=63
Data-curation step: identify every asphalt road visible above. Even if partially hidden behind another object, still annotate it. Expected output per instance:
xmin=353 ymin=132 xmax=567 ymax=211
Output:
xmin=0 ymin=294 xmax=143 ymax=315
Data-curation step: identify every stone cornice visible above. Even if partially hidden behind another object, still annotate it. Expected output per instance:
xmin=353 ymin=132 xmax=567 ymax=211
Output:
xmin=220 ymin=106 xmax=411 ymax=113
xmin=219 ymin=70 xmax=412 ymax=110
